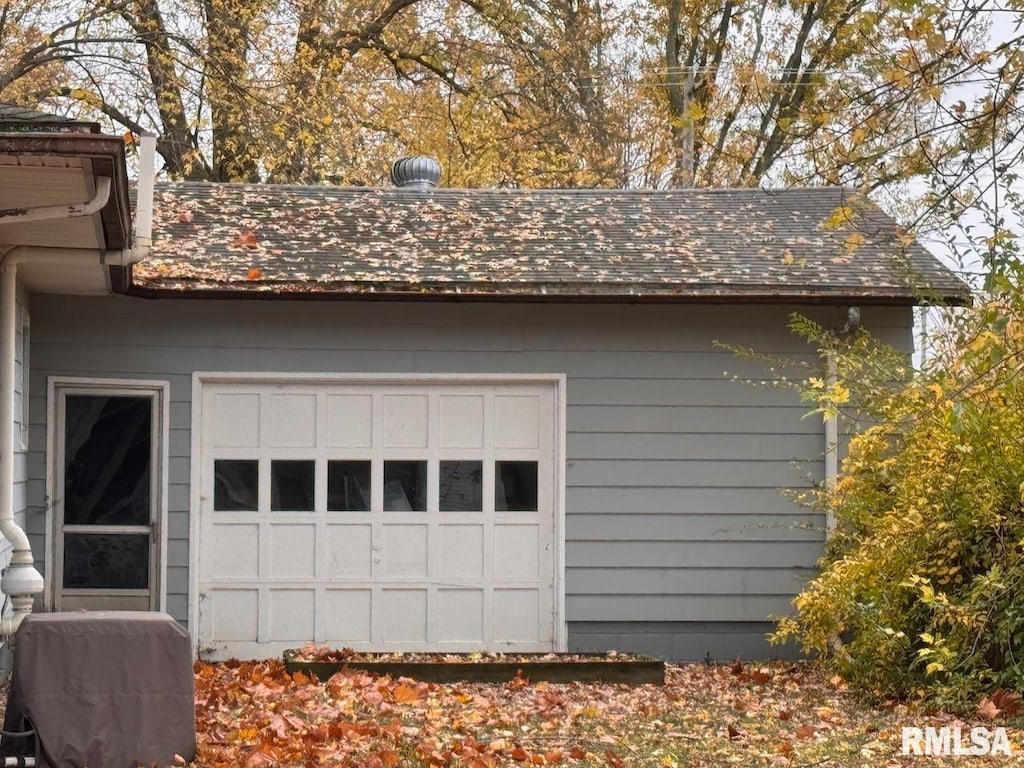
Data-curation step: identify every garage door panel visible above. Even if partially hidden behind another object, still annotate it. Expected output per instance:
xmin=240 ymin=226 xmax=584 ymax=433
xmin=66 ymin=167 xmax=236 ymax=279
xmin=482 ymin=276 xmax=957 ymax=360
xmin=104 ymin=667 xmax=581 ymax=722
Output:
xmin=494 ymin=395 xmax=540 ymax=448
xmin=494 ymin=524 xmax=541 ymax=580
xmin=382 ymin=589 xmax=428 ymax=641
xmin=212 ymin=393 xmax=260 ymax=447
xmin=439 ymin=395 xmax=484 ymax=448
xmin=269 ymin=589 xmax=315 ymax=641
xmin=326 ymin=395 xmax=373 ymax=448
xmin=382 ymin=524 xmax=428 ymax=578
xmin=268 ymin=394 xmax=317 ymax=447
xmin=199 ymin=379 xmax=559 ymax=658
xmin=327 ymin=524 xmax=372 ymax=578
xmin=268 ymin=523 xmax=316 ymax=579
xmin=382 ymin=394 xmax=429 ymax=448
xmin=494 ymin=589 xmax=540 ymax=643
xmin=438 ymin=524 xmax=484 ymax=578
xmin=209 ymin=589 xmax=258 ymax=642
xmin=325 ymin=589 xmax=372 ymax=642
xmin=209 ymin=524 xmax=259 ymax=579
xmin=437 ymin=589 xmax=484 ymax=643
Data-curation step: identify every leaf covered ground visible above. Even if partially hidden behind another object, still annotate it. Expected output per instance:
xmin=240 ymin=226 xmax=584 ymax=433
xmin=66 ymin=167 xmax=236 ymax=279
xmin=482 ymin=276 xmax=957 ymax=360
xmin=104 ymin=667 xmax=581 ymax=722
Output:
xmin=193 ymin=660 xmax=1024 ymax=767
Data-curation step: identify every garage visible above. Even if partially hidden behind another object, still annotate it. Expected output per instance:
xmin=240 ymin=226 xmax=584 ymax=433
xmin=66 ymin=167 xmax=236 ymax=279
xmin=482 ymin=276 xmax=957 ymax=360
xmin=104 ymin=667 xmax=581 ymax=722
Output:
xmin=192 ymin=374 xmax=564 ymax=659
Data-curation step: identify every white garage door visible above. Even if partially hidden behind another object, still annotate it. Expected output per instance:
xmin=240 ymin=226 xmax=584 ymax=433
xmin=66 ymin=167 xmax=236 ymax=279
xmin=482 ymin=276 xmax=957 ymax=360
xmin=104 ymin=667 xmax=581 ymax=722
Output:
xmin=194 ymin=376 xmax=562 ymax=659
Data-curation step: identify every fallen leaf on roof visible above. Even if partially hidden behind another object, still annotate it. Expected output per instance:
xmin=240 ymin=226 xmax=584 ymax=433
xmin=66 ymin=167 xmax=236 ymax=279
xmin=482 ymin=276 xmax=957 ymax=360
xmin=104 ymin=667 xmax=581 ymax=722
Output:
xmin=232 ymin=230 xmax=260 ymax=250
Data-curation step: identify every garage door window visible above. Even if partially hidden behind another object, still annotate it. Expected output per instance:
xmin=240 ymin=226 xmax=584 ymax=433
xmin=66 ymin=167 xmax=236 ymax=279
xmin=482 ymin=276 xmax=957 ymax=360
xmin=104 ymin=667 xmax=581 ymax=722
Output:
xmin=327 ymin=461 xmax=371 ymax=511
xmin=495 ymin=461 xmax=539 ymax=511
xmin=271 ymin=460 xmax=315 ymax=511
xmin=383 ymin=460 xmax=427 ymax=511
xmin=214 ymin=460 xmax=258 ymax=511
xmin=439 ymin=460 xmax=482 ymax=512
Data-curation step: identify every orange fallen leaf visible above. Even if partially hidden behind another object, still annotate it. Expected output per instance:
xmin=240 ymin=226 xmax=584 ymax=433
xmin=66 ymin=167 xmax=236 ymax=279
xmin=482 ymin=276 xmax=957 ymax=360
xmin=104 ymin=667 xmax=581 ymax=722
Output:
xmin=247 ymin=267 xmax=263 ymax=280
xmin=794 ymin=724 xmax=817 ymax=740
xmin=508 ymin=671 xmax=530 ymax=691
xmin=393 ymin=683 xmax=425 ymax=703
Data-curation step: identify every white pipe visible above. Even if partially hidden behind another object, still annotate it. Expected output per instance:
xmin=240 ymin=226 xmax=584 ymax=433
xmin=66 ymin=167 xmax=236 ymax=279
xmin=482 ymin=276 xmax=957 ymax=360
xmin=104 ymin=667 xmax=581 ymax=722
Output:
xmin=824 ymin=353 xmax=838 ymax=536
xmin=0 ymin=177 xmax=111 ymax=226
xmin=133 ymin=135 xmax=156 ymax=254
xmin=0 ymin=255 xmax=42 ymax=638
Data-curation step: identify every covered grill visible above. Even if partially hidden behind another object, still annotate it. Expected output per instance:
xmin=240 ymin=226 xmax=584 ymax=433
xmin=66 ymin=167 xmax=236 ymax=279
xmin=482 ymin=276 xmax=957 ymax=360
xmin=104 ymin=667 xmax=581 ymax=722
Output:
xmin=0 ymin=611 xmax=196 ymax=768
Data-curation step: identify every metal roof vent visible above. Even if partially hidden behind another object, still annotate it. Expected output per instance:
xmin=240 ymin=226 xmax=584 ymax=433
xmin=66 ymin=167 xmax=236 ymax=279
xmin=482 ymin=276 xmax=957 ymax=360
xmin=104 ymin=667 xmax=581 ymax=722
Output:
xmin=391 ymin=156 xmax=441 ymax=189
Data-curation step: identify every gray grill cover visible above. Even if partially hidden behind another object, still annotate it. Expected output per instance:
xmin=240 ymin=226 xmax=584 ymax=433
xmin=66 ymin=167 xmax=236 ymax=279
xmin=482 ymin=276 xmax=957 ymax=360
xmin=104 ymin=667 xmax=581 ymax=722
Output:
xmin=1 ymin=611 xmax=196 ymax=768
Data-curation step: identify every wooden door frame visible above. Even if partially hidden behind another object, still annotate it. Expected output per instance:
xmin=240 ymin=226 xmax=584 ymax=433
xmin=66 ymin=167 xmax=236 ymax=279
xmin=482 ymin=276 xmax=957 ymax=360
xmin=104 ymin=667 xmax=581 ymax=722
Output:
xmin=46 ymin=377 xmax=170 ymax=611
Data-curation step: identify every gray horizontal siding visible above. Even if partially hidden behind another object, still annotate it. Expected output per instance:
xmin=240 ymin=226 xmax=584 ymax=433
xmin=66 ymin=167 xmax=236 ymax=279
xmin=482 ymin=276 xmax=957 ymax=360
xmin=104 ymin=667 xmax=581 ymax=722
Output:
xmin=568 ymin=513 xmax=824 ymax=541
xmin=567 ymin=541 xmax=823 ymax=568
xmin=569 ymin=433 xmax=823 ymax=461
xmin=568 ymin=459 xmax=818 ymax=487
xmin=568 ymin=405 xmax=820 ymax=434
xmin=569 ymin=621 xmax=798 ymax=661
xmin=26 ymin=295 xmax=912 ymax=646
xmin=566 ymin=567 xmax=815 ymax=594
xmin=567 ymin=487 xmax=806 ymax=515
xmin=567 ymin=594 xmax=796 ymax=622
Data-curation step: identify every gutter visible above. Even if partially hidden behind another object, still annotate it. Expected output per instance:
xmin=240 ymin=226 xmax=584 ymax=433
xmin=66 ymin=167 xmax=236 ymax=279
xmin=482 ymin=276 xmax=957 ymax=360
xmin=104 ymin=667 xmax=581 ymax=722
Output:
xmin=0 ymin=177 xmax=111 ymax=224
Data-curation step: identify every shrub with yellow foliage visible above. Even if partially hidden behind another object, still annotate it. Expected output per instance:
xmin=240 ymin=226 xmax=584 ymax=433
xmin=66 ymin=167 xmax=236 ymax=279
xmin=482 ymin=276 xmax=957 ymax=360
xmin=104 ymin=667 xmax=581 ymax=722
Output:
xmin=774 ymin=299 xmax=1024 ymax=708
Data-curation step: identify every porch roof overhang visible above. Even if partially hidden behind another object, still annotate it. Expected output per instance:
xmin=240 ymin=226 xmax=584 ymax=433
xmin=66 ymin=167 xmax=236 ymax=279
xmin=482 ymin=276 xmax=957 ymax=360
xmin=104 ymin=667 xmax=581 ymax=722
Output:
xmin=0 ymin=131 xmax=133 ymax=294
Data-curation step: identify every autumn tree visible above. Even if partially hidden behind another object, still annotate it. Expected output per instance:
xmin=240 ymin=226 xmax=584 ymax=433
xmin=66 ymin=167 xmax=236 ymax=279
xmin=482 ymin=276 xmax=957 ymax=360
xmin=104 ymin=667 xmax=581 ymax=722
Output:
xmin=0 ymin=0 xmax=1020 ymax=233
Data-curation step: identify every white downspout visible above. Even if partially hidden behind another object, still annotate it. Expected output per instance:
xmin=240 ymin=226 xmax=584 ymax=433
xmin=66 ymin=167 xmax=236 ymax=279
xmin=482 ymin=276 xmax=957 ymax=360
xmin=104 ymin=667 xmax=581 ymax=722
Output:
xmin=824 ymin=307 xmax=860 ymax=537
xmin=0 ymin=252 xmax=43 ymax=638
xmin=132 ymin=134 xmax=156 ymax=259
xmin=824 ymin=353 xmax=838 ymax=536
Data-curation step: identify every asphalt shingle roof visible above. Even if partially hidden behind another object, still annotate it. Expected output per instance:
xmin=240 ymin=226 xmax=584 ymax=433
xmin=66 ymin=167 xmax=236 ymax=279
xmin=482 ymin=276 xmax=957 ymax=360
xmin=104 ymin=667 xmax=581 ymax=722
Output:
xmin=134 ymin=182 xmax=969 ymax=303
xmin=0 ymin=104 xmax=100 ymax=133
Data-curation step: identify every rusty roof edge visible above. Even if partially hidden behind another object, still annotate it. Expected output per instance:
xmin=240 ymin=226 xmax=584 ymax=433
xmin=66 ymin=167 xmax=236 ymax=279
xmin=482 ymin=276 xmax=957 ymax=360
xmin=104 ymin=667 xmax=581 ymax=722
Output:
xmin=124 ymin=275 xmax=971 ymax=306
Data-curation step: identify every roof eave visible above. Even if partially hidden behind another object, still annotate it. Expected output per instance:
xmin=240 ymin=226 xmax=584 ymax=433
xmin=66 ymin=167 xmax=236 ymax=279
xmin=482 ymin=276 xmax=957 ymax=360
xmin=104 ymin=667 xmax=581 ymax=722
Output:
xmin=0 ymin=131 xmax=132 ymax=250
xmin=121 ymin=277 xmax=972 ymax=306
